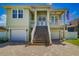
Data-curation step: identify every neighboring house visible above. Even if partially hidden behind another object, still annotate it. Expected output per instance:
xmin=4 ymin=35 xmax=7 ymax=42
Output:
xmin=0 ymin=27 xmax=7 ymax=32
xmin=0 ymin=27 xmax=7 ymax=40
xmin=3 ymin=5 xmax=67 ymax=45
xmin=68 ymin=18 xmax=79 ymax=38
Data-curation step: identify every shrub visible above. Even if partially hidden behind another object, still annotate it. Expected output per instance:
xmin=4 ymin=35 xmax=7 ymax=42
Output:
xmin=0 ymin=37 xmax=8 ymax=44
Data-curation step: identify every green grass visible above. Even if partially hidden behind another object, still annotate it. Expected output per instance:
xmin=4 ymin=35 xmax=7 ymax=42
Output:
xmin=65 ymin=39 xmax=79 ymax=46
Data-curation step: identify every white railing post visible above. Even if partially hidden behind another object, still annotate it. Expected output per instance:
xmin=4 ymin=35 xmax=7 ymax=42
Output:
xmin=31 ymin=10 xmax=37 ymax=44
xmin=47 ymin=11 xmax=52 ymax=44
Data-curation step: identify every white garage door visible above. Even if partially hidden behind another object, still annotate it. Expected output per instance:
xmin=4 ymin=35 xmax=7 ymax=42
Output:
xmin=51 ymin=32 xmax=60 ymax=39
xmin=51 ymin=31 xmax=63 ymax=39
xmin=11 ymin=30 xmax=27 ymax=42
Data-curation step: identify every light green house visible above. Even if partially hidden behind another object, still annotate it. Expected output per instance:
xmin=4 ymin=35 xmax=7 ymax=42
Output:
xmin=3 ymin=5 xmax=67 ymax=45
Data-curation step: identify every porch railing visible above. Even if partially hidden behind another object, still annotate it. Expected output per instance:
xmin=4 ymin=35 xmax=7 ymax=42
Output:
xmin=50 ymin=20 xmax=64 ymax=27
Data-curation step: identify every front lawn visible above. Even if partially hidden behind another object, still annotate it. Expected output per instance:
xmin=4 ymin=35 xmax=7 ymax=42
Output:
xmin=65 ymin=39 xmax=79 ymax=46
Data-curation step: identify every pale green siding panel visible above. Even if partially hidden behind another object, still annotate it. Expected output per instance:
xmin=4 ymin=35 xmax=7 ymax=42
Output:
xmin=7 ymin=8 xmax=30 ymax=29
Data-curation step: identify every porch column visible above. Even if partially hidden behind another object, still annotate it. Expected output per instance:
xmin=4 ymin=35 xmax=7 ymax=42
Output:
xmin=35 ymin=10 xmax=37 ymax=27
xmin=47 ymin=10 xmax=52 ymax=44
xmin=63 ymin=10 xmax=66 ymax=40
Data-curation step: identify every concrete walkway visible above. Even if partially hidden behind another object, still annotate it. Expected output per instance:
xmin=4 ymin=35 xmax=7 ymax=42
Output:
xmin=0 ymin=42 xmax=79 ymax=56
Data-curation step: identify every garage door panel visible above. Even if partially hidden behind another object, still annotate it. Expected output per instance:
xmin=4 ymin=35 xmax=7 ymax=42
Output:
xmin=51 ymin=32 xmax=59 ymax=39
xmin=11 ymin=30 xmax=27 ymax=42
xmin=51 ymin=30 xmax=63 ymax=39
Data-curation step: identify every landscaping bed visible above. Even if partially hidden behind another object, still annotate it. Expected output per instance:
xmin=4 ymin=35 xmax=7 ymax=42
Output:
xmin=0 ymin=31 xmax=8 ymax=44
xmin=0 ymin=38 xmax=8 ymax=44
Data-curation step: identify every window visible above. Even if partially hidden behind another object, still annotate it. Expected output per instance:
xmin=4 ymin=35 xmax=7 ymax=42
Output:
xmin=12 ymin=10 xmax=17 ymax=18
xmin=55 ymin=16 xmax=58 ymax=23
xmin=12 ymin=9 xmax=23 ymax=19
xmin=51 ymin=16 xmax=55 ymax=23
xmin=18 ymin=10 xmax=23 ymax=18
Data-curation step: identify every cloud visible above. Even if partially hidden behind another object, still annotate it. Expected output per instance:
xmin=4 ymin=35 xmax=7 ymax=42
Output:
xmin=0 ymin=14 xmax=6 ymax=26
xmin=0 ymin=14 xmax=6 ymax=22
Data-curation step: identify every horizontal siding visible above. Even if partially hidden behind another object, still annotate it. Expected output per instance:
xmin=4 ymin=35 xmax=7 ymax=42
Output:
xmin=65 ymin=32 xmax=78 ymax=39
xmin=7 ymin=8 xmax=30 ymax=29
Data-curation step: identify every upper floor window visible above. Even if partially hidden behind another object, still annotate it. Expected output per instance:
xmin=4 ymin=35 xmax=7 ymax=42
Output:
xmin=12 ymin=10 xmax=17 ymax=18
xmin=18 ymin=10 xmax=23 ymax=18
xmin=55 ymin=16 xmax=58 ymax=23
xmin=12 ymin=9 xmax=23 ymax=19
xmin=51 ymin=16 xmax=55 ymax=23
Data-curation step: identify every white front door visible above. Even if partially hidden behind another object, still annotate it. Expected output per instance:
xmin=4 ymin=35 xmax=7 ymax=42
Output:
xmin=37 ymin=15 xmax=47 ymax=26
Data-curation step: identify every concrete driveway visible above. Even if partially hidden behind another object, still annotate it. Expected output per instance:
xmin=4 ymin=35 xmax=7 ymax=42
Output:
xmin=0 ymin=42 xmax=79 ymax=56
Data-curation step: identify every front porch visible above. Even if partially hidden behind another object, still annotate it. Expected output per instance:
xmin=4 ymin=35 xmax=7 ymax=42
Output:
xmin=29 ymin=8 xmax=67 ymax=45
xmin=30 ymin=8 xmax=52 ymax=45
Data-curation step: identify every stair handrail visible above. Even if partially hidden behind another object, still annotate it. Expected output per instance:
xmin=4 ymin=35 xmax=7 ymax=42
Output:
xmin=31 ymin=20 xmax=37 ymax=44
xmin=47 ymin=20 xmax=52 ymax=44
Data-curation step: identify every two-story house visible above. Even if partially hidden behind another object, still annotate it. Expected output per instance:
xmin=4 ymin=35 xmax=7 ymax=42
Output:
xmin=3 ymin=5 xmax=67 ymax=45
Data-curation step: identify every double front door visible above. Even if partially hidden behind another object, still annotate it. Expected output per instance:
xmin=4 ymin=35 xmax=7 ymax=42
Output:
xmin=37 ymin=15 xmax=47 ymax=26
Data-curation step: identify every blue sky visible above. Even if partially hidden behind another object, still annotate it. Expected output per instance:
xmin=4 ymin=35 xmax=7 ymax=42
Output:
xmin=0 ymin=3 xmax=79 ymax=25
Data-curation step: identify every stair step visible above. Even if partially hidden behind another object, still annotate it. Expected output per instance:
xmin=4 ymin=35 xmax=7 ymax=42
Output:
xmin=33 ymin=40 xmax=47 ymax=42
xmin=34 ymin=41 xmax=46 ymax=43
xmin=29 ymin=42 xmax=51 ymax=46
xmin=31 ymin=43 xmax=49 ymax=45
xmin=32 ymin=26 xmax=50 ymax=45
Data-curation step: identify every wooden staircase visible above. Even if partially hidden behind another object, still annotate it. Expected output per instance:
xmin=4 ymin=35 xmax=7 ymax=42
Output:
xmin=32 ymin=26 xmax=50 ymax=45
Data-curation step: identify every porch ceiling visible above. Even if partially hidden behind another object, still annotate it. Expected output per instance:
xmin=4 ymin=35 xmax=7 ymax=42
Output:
xmin=31 ymin=6 xmax=50 ymax=9
xmin=50 ymin=9 xmax=66 ymax=15
xmin=51 ymin=11 xmax=64 ymax=15
xmin=37 ymin=11 xmax=47 ymax=15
